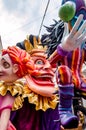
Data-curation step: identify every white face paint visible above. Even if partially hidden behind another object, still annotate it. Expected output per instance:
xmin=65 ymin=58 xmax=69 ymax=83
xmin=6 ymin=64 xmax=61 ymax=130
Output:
xmin=0 ymin=54 xmax=17 ymax=83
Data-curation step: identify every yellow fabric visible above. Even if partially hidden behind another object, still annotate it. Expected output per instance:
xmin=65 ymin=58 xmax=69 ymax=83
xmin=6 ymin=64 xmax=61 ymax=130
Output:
xmin=0 ymin=81 xmax=24 ymax=111
xmin=23 ymin=85 xmax=59 ymax=111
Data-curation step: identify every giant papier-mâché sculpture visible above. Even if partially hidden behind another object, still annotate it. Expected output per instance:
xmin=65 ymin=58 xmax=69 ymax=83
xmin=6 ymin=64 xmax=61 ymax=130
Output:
xmin=41 ymin=0 xmax=86 ymax=129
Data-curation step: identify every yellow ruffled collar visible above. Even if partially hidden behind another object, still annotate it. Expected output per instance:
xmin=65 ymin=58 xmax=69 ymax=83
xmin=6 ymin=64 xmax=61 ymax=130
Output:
xmin=23 ymin=85 xmax=59 ymax=111
xmin=0 ymin=81 xmax=24 ymax=110
xmin=0 ymin=81 xmax=24 ymax=96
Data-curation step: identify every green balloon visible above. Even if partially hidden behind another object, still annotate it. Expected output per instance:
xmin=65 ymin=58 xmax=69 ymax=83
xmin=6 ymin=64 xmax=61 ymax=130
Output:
xmin=58 ymin=1 xmax=76 ymax=22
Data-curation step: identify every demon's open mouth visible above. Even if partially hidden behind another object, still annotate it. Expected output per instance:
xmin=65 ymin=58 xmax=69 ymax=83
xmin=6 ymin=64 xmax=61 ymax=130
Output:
xmin=31 ymin=74 xmax=54 ymax=86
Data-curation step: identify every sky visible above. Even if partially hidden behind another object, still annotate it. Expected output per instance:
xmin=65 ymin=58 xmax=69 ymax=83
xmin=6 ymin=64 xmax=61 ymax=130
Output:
xmin=0 ymin=0 xmax=61 ymax=49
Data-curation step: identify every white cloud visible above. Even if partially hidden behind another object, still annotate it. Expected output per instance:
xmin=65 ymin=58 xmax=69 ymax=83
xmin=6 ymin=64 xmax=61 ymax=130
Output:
xmin=0 ymin=0 xmax=61 ymax=48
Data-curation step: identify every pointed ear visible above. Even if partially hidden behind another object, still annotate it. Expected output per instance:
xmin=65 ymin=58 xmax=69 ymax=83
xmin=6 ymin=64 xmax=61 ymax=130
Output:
xmin=13 ymin=64 xmax=19 ymax=74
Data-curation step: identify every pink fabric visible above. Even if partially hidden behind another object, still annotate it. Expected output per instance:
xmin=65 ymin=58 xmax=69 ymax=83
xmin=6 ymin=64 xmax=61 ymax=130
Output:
xmin=7 ymin=121 xmax=16 ymax=130
xmin=0 ymin=94 xmax=16 ymax=130
xmin=0 ymin=94 xmax=15 ymax=113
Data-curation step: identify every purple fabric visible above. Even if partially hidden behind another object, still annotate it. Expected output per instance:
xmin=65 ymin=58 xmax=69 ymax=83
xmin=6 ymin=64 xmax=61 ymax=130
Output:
xmin=11 ymin=98 xmax=42 ymax=130
xmin=11 ymin=99 xmax=60 ymax=130
xmin=41 ymin=105 xmax=60 ymax=130
xmin=58 ymin=85 xmax=78 ymax=129
xmin=59 ymin=86 xmax=74 ymax=109
xmin=57 ymin=45 xmax=69 ymax=56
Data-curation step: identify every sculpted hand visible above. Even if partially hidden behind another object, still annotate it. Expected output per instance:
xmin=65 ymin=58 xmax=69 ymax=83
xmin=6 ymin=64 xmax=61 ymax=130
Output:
xmin=60 ymin=14 xmax=86 ymax=51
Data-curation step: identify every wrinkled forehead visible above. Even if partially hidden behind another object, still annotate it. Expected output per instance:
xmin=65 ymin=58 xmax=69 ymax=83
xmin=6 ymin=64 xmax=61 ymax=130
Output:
xmin=30 ymin=49 xmax=47 ymax=58
xmin=1 ymin=54 xmax=13 ymax=64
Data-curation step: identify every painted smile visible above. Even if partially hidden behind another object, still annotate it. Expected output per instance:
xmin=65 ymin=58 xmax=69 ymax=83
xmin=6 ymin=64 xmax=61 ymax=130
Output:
xmin=31 ymin=74 xmax=54 ymax=86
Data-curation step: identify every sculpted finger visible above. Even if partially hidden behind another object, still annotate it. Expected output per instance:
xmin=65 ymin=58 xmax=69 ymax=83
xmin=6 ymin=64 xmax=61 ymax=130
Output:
xmin=77 ymin=31 xmax=86 ymax=43
xmin=77 ymin=37 xmax=86 ymax=47
xmin=82 ymin=37 xmax=86 ymax=43
xmin=74 ymin=20 xmax=86 ymax=39
xmin=69 ymin=14 xmax=83 ymax=38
